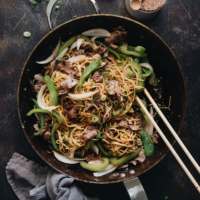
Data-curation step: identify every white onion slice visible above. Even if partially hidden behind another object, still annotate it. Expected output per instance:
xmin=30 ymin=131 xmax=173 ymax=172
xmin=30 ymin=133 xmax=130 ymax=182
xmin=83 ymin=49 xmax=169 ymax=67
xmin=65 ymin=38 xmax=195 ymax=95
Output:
xmin=53 ymin=151 xmax=80 ymax=164
xmin=93 ymin=165 xmax=118 ymax=177
xmin=91 ymin=36 xmax=98 ymax=50
xmin=144 ymin=106 xmax=154 ymax=136
xmin=70 ymin=41 xmax=77 ymax=50
xmin=98 ymin=164 xmax=115 ymax=172
xmin=70 ymin=151 xmax=75 ymax=159
xmin=68 ymin=91 xmax=98 ymax=100
xmin=46 ymin=0 xmax=57 ymax=30
xmin=139 ymin=63 xmax=154 ymax=72
xmin=67 ymin=55 xmax=86 ymax=63
xmin=93 ymin=54 xmax=102 ymax=60
xmin=36 ymin=40 xmax=61 ymax=64
xmin=90 ymin=144 xmax=99 ymax=155
xmin=34 ymin=74 xmax=44 ymax=82
xmin=82 ymin=28 xmax=111 ymax=37
xmin=37 ymin=84 xmax=57 ymax=111
xmin=88 ymin=160 xmax=103 ymax=165
xmin=56 ymin=47 xmax=68 ymax=60
xmin=77 ymin=38 xmax=85 ymax=50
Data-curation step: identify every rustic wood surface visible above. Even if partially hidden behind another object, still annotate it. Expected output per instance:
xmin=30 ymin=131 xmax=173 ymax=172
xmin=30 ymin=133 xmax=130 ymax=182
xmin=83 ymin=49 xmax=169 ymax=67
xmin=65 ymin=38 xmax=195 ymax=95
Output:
xmin=1 ymin=0 xmax=200 ymax=199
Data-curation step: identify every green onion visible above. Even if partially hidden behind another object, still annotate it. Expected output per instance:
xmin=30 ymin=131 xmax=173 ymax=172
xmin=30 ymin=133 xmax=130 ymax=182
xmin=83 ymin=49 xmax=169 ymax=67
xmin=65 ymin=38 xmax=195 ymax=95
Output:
xmin=88 ymin=78 xmax=93 ymax=83
xmin=29 ymin=0 xmax=37 ymax=8
xmin=135 ymin=46 xmax=146 ymax=54
xmin=92 ymin=116 xmax=99 ymax=123
xmin=55 ymin=5 xmax=60 ymax=9
xmin=105 ymin=80 xmax=109 ymax=85
xmin=117 ymin=62 xmax=124 ymax=66
xmin=101 ymin=95 xmax=107 ymax=101
xmin=134 ymin=57 xmax=140 ymax=63
xmin=120 ymin=109 xmax=125 ymax=114
xmin=76 ymin=100 xmax=82 ymax=105
xmin=96 ymin=132 xmax=105 ymax=139
xmin=105 ymin=123 xmax=110 ymax=130
xmin=106 ymin=88 xmax=111 ymax=91
xmin=98 ymin=121 xmax=103 ymax=125
xmin=112 ymin=111 xmax=117 ymax=116
xmin=57 ymin=57 xmax=65 ymax=61
xmin=91 ymin=98 xmax=95 ymax=102
xmin=99 ymin=69 xmax=103 ymax=75
xmin=137 ymin=138 xmax=141 ymax=143
xmin=127 ymin=46 xmax=135 ymax=51
xmin=113 ymin=100 xmax=119 ymax=106
xmin=100 ymin=107 xmax=104 ymax=112
xmin=57 ymin=1 xmax=61 ymax=5
xmin=107 ymin=102 xmax=111 ymax=107
xmin=23 ymin=31 xmax=31 ymax=38
xmin=124 ymin=96 xmax=128 ymax=100
xmin=46 ymin=0 xmax=50 ymax=2
xmin=103 ymin=70 xmax=109 ymax=78
xmin=122 ymin=90 xmax=128 ymax=96
xmin=73 ymin=16 xmax=77 ymax=18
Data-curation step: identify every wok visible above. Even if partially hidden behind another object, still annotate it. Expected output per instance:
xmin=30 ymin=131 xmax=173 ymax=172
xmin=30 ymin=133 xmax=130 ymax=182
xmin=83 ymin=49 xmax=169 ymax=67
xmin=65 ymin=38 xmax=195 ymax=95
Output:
xmin=18 ymin=14 xmax=186 ymax=197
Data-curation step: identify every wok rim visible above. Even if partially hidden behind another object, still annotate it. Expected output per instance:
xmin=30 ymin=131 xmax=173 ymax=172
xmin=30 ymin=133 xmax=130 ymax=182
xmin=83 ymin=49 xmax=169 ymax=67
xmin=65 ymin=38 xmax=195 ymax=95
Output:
xmin=17 ymin=14 xmax=187 ymax=184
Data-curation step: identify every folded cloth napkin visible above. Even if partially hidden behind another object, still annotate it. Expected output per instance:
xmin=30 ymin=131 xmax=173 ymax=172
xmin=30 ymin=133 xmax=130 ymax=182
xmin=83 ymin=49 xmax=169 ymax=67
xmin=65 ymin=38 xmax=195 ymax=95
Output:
xmin=6 ymin=153 xmax=98 ymax=200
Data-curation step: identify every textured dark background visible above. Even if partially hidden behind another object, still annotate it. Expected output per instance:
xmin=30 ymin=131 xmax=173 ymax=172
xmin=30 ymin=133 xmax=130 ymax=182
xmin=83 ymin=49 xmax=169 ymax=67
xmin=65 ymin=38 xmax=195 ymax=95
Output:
xmin=1 ymin=0 xmax=200 ymax=199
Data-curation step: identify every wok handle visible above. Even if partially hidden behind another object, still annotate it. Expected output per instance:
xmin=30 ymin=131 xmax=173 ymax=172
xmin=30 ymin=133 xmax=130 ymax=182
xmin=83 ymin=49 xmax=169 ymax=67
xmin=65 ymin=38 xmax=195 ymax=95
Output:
xmin=123 ymin=177 xmax=148 ymax=200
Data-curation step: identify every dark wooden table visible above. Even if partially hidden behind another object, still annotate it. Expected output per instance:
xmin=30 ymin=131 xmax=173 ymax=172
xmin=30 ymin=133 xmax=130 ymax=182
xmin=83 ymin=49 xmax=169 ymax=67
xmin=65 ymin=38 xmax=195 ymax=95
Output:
xmin=1 ymin=0 xmax=200 ymax=199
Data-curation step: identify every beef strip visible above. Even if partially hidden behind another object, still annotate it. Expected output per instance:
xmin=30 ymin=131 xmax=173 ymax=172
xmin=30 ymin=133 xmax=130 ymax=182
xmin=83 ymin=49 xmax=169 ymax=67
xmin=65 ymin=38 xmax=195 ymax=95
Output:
xmin=117 ymin=118 xmax=140 ymax=131
xmin=129 ymin=149 xmax=146 ymax=166
xmin=105 ymin=31 xmax=127 ymax=44
xmin=34 ymin=81 xmax=44 ymax=93
xmin=33 ymin=124 xmax=40 ymax=132
xmin=108 ymin=43 xmax=120 ymax=52
xmin=92 ymin=71 xmax=103 ymax=83
xmin=93 ymin=91 xmax=103 ymax=107
xmin=81 ymin=42 xmax=93 ymax=52
xmin=58 ymin=75 xmax=78 ymax=96
xmin=86 ymin=153 xmax=96 ymax=162
xmin=82 ymin=126 xmax=98 ymax=141
xmin=33 ymin=122 xmax=51 ymax=142
xmin=74 ymin=49 xmax=85 ymax=56
xmin=55 ymin=60 xmax=78 ymax=77
xmin=65 ymin=104 xmax=80 ymax=123
xmin=85 ymin=101 xmax=95 ymax=111
xmin=106 ymin=80 xmax=123 ymax=103
xmin=95 ymin=44 xmax=109 ymax=57
xmin=151 ymin=131 xmax=159 ymax=144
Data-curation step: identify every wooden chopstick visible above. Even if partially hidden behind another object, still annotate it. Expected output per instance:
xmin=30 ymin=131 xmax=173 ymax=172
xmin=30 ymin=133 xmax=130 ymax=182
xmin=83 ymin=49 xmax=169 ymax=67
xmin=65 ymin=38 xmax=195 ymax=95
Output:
xmin=136 ymin=95 xmax=200 ymax=193
xmin=144 ymin=88 xmax=200 ymax=173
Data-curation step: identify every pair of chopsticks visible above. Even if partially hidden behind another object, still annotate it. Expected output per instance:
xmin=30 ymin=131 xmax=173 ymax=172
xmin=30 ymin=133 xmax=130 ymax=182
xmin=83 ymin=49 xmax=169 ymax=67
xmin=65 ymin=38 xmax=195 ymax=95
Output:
xmin=136 ymin=88 xmax=200 ymax=193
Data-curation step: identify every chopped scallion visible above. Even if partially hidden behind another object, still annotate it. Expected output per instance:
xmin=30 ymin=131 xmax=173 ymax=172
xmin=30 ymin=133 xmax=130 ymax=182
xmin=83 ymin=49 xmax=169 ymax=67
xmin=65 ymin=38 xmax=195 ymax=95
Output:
xmin=23 ymin=31 xmax=31 ymax=38
xmin=112 ymin=111 xmax=117 ymax=116
xmin=105 ymin=123 xmax=110 ymax=130
xmin=120 ymin=109 xmax=125 ymax=114
xmin=106 ymin=88 xmax=111 ymax=91
xmin=101 ymin=95 xmax=106 ymax=101
xmin=105 ymin=80 xmax=109 ymax=85
xmin=92 ymin=116 xmax=99 ymax=123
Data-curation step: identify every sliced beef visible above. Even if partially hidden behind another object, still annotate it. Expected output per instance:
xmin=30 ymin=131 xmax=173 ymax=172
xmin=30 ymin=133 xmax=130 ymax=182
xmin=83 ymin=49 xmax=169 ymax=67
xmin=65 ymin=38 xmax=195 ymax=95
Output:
xmin=81 ymin=42 xmax=93 ymax=52
xmin=43 ymin=131 xmax=51 ymax=142
xmin=92 ymin=71 xmax=103 ymax=83
xmin=34 ymin=122 xmax=51 ymax=142
xmin=74 ymin=49 xmax=85 ymax=56
xmin=85 ymin=101 xmax=95 ymax=111
xmin=117 ymin=118 xmax=140 ymax=131
xmin=65 ymin=104 xmax=80 ymax=123
xmin=86 ymin=153 xmax=96 ymax=162
xmin=95 ymin=44 xmax=109 ymax=57
xmin=34 ymin=81 xmax=44 ymax=93
xmin=93 ymin=91 xmax=102 ymax=107
xmin=58 ymin=75 xmax=78 ymax=96
xmin=118 ymin=164 xmax=128 ymax=169
xmin=105 ymin=31 xmax=127 ymax=44
xmin=33 ymin=124 xmax=40 ymax=132
xmin=82 ymin=126 xmax=98 ymax=141
xmin=129 ymin=149 xmax=146 ymax=166
xmin=106 ymin=80 xmax=123 ymax=103
xmin=151 ymin=131 xmax=159 ymax=144
xmin=55 ymin=60 xmax=78 ymax=77
xmin=98 ymin=61 xmax=108 ymax=69
xmin=108 ymin=43 xmax=120 ymax=52
xmin=88 ymin=52 xmax=96 ymax=57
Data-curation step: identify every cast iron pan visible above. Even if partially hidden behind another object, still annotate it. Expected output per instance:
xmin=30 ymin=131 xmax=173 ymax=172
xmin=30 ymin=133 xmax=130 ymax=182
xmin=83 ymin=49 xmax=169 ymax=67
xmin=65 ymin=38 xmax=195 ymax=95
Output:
xmin=18 ymin=14 xmax=186 ymax=184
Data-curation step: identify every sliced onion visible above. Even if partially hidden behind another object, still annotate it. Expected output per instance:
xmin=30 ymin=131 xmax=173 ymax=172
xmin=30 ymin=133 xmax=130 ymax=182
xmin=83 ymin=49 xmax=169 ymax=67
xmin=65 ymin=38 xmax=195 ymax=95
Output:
xmin=34 ymin=74 xmax=44 ymax=82
xmin=88 ymin=160 xmax=104 ymax=165
xmin=67 ymin=55 xmax=86 ymax=63
xmin=70 ymin=151 xmax=75 ymax=159
xmin=93 ymin=54 xmax=101 ymax=60
xmin=98 ymin=164 xmax=115 ymax=172
xmin=91 ymin=144 xmax=99 ymax=155
xmin=93 ymin=165 xmax=118 ymax=177
xmin=82 ymin=28 xmax=111 ymax=37
xmin=68 ymin=91 xmax=98 ymax=100
xmin=36 ymin=40 xmax=61 ymax=64
xmin=77 ymin=38 xmax=85 ymax=50
xmin=37 ymin=84 xmax=57 ymax=111
xmin=53 ymin=151 xmax=80 ymax=164
xmin=144 ymin=106 xmax=154 ymax=136
xmin=46 ymin=0 xmax=57 ymax=30
xmin=70 ymin=41 xmax=77 ymax=50
xmin=56 ymin=47 xmax=68 ymax=60
xmin=91 ymin=36 xmax=98 ymax=50
xmin=139 ymin=63 xmax=154 ymax=72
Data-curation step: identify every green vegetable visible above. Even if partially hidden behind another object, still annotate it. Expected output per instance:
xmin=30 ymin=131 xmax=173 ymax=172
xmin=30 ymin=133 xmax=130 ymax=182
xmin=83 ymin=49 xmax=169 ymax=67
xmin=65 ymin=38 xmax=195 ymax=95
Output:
xmin=44 ymin=75 xmax=58 ymax=106
xmin=120 ymin=109 xmax=124 ymax=114
xmin=55 ymin=5 xmax=60 ymax=9
xmin=141 ymin=57 xmax=149 ymax=63
xmin=65 ymin=127 xmax=73 ymax=145
xmin=57 ymin=57 xmax=65 ymax=61
xmin=80 ymin=35 xmax=91 ymax=42
xmin=100 ymin=107 xmax=104 ymax=112
xmin=117 ymin=62 xmax=124 ymax=66
xmin=113 ymin=100 xmax=118 ymax=106
xmin=23 ymin=31 xmax=31 ymax=38
xmin=105 ymin=123 xmax=110 ymax=130
xmin=95 ymin=41 xmax=121 ymax=60
xmin=140 ymin=127 xmax=154 ymax=157
xmin=119 ymin=53 xmax=129 ymax=61
xmin=75 ymin=140 xmax=94 ymax=156
xmin=46 ymin=0 xmax=50 ymax=2
xmin=90 ymin=98 xmax=95 ymax=102
xmin=107 ymin=102 xmax=111 ymax=107
xmin=77 ymin=60 xmax=101 ymax=91
xmin=26 ymin=109 xmax=62 ymax=125
xmin=73 ymin=16 xmax=77 ymax=18
xmin=134 ymin=57 xmax=140 ymax=63
xmin=96 ymin=132 xmax=104 ymax=139
xmin=105 ymin=80 xmax=109 ymax=85
xmin=106 ymin=88 xmax=111 ymax=91
xmin=29 ymin=0 xmax=37 ymax=8
xmin=149 ymin=72 xmax=158 ymax=87
xmin=127 ymin=46 xmax=135 ymax=51
xmin=58 ymin=36 xmax=77 ymax=55
xmin=32 ymin=99 xmax=45 ymax=136
xmin=80 ymin=157 xmax=109 ymax=171
xmin=51 ymin=123 xmax=60 ymax=152
xmin=101 ymin=95 xmax=107 ymax=101
xmin=110 ymin=147 xmax=142 ymax=166
xmin=112 ymin=111 xmax=117 ymax=116
xmin=135 ymin=46 xmax=146 ymax=54
xmin=96 ymin=141 xmax=113 ymax=157
xmin=57 ymin=1 xmax=61 ymax=5
xmin=103 ymin=70 xmax=109 ymax=78
xmin=92 ymin=116 xmax=99 ymax=123
xmin=142 ymin=68 xmax=152 ymax=79
xmin=119 ymin=43 xmax=147 ymax=58
xmin=88 ymin=78 xmax=93 ymax=83
xmin=99 ymin=69 xmax=103 ymax=75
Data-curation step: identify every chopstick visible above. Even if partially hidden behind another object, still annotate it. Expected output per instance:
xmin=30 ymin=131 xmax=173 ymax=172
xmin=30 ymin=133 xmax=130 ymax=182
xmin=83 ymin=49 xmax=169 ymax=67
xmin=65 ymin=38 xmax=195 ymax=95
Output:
xmin=144 ymin=88 xmax=200 ymax=173
xmin=136 ymin=95 xmax=200 ymax=193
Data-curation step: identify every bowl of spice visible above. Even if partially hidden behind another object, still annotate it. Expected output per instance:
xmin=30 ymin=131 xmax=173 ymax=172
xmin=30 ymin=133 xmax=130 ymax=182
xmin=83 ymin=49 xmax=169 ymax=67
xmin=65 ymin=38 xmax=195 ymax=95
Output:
xmin=125 ymin=0 xmax=166 ymax=20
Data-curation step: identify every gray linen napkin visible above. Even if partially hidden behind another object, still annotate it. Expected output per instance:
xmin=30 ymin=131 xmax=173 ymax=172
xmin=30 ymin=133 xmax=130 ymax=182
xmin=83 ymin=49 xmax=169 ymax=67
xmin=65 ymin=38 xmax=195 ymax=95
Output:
xmin=6 ymin=153 xmax=98 ymax=200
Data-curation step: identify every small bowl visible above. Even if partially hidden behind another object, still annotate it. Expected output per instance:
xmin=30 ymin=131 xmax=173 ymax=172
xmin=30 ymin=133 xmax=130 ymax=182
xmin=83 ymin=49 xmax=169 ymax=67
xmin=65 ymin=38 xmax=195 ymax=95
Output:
xmin=125 ymin=0 xmax=167 ymax=20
